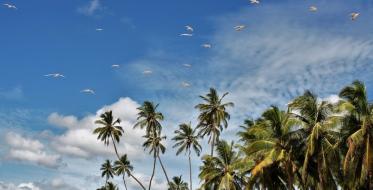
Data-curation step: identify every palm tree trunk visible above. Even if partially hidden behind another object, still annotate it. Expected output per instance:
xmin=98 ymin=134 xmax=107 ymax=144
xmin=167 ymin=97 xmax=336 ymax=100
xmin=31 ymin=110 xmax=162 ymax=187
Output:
xmin=130 ymin=172 xmax=146 ymax=190
xmin=158 ymin=155 xmax=170 ymax=185
xmin=123 ymin=175 xmax=128 ymax=190
xmin=110 ymin=134 xmax=121 ymax=159
xmin=189 ymin=149 xmax=192 ymax=190
xmin=211 ymin=132 xmax=216 ymax=156
xmin=149 ymin=152 xmax=157 ymax=190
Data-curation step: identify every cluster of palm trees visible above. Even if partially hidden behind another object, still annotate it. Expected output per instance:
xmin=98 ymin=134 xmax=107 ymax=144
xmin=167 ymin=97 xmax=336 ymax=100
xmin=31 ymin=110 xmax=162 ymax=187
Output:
xmin=94 ymin=80 xmax=373 ymax=190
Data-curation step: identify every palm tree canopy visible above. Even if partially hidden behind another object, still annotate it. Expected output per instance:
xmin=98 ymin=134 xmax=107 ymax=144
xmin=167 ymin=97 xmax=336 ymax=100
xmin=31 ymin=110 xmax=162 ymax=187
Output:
xmin=172 ymin=122 xmax=202 ymax=156
xmin=134 ymin=101 xmax=164 ymax=135
xmin=143 ymin=132 xmax=167 ymax=155
xmin=168 ymin=176 xmax=189 ymax=190
xmin=101 ymin=160 xmax=115 ymax=180
xmin=113 ymin=154 xmax=133 ymax=177
xmin=94 ymin=111 xmax=124 ymax=146
xmin=106 ymin=182 xmax=119 ymax=190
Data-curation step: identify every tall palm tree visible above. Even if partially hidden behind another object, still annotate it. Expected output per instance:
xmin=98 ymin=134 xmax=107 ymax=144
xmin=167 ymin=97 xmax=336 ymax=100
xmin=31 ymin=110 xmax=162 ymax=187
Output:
xmin=289 ymin=91 xmax=340 ymax=189
xmin=240 ymin=106 xmax=303 ymax=190
xmin=134 ymin=101 xmax=164 ymax=135
xmin=168 ymin=176 xmax=189 ymax=190
xmin=113 ymin=154 xmax=146 ymax=190
xmin=143 ymin=131 xmax=170 ymax=189
xmin=199 ymin=140 xmax=243 ymax=190
xmin=195 ymin=88 xmax=234 ymax=156
xmin=339 ymin=80 xmax=373 ymax=189
xmin=172 ymin=122 xmax=202 ymax=190
xmin=94 ymin=111 xmax=124 ymax=159
xmin=101 ymin=160 xmax=115 ymax=186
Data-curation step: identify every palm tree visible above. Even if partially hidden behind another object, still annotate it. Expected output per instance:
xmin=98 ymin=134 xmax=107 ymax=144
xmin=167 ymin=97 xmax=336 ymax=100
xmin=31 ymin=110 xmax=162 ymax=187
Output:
xmin=106 ymin=182 xmax=119 ymax=190
xmin=240 ymin=106 xmax=303 ymax=189
xmin=339 ymin=80 xmax=373 ymax=189
xmin=134 ymin=101 xmax=164 ymax=135
xmin=199 ymin=140 xmax=243 ymax=190
xmin=289 ymin=91 xmax=340 ymax=189
xmin=195 ymin=88 xmax=234 ymax=156
xmin=94 ymin=111 xmax=124 ymax=159
xmin=168 ymin=176 xmax=189 ymax=190
xmin=172 ymin=122 xmax=202 ymax=190
xmin=113 ymin=154 xmax=146 ymax=190
xmin=143 ymin=131 xmax=170 ymax=189
xmin=101 ymin=160 xmax=115 ymax=186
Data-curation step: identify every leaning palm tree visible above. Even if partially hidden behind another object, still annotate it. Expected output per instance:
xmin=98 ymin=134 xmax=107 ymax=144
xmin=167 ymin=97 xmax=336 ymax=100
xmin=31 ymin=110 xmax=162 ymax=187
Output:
xmin=143 ymin=131 xmax=170 ymax=189
xmin=94 ymin=110 xmax=124 ymax=159
xmin=199 ymin=140 xmax=243 ymax=190
xmin=338 ymin=80 xmax=373 ymax=189
xmin=168 ymin=176 xmax=189 ymax=190
xmin=101 ymin=160 xmax=115 ymax=186
xmin=172 ymin=122 xmax=202 ymax=190
xmin=113 ymin=154 xmax=146 ymax=190
xmin=134 ymin=101 xmax=164 ymax=135
xmin=289 ymin=91 xmax=341 ymax=189
xmin=195 ymin=88 xmax=234 ymax=156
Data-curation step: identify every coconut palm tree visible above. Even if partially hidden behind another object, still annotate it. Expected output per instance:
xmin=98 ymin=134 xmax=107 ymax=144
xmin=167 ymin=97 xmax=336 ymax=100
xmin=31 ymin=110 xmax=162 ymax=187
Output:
xmin=134 ymin=101 xmax=164 ymax=135
xmin=339 ymin=80 xmax=373 ymax=189
xmin=106 ymin=182 xmax=119 ymax=190
xmin=94 ymin=111 xmax=124 ymax=159
xmin=172 ymin=122 xmax=202 ymax=190
xmin=113 ymin=154 xmax=146 ymax=190
xmin=101 ymin=160 xmax=115 ymax=186
xmin=143 ymin=131 xmax=170 ymax=189
xmin=289 ymin=91 xmax=341 ymax=189
xmin=195 ymin=88 xmax=234 ymax=156
xmin=168 ymin=176 xmax=189 ymax=190
xmin=199 ymin=140 xmax=243 ymax=190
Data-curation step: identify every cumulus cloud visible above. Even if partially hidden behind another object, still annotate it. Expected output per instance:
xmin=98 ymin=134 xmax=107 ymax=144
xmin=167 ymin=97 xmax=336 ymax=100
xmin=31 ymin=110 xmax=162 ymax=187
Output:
xmin=0 ymin=179 xmax=79 ymax=190
xmin=4 ymin=132 xmax=62 ymax=168
xmin=77 ymin=0 xmax=102 ymax=16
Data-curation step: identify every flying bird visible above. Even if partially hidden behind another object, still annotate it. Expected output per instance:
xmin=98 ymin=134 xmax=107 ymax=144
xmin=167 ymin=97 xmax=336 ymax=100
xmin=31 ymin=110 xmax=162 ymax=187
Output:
xmin=96 ymin=28 xmax=104 ymax=31
xmin=3 ymin=3 xmax=17 ymax=9
xmin=234 ymin=25 xmax=246 ymax=31
xmin=182 ymin=64 xmax=192 ymax=68
xmin=185 ymin=25 xmax=194 ymax=32
xmin=111 ymin=64 xmax=120 ymax=68
xmin=81 ymin=89 xmax=95 ymax=94
xmin=250 ymin=0 xmax=260 ymax=4
xmin=143 ymin=70 xmax=153 ymax=75
xmin=350 ymin=12 xmax=360 ymax=21
xmin=181 ymin=81 xmax=191 ymax=88
xmin=309 ymin=6 xmax=318 ymax=12
xmin=180 ymin=33 xmax=193 ymax=37
xmin=44 ymin=73 xmax=65 ymax=78
xmin=201 ymin=43 xmax=212 ymax=48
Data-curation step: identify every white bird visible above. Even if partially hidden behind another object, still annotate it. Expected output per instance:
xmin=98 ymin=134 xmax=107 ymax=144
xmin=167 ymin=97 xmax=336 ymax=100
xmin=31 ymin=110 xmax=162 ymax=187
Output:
xmin=309 ymin=6 xmax=318 ymax=12
xmin=81 ymin=89 xmax=95 ymax=94
xmin=143 ymin=70 xmax=153 ymax=75
xmin=185 ymin=25 xmax=194 ymax=32
xmin=96 ymin=28 xmax=104 ymax=31
xmin=182 ymin=64 xmax=192 ymax=68
xmin=201 ymin=43 xmax=212 ymax=48
xmin=234 ymin=25 xmax=246 ymax=31
xmin=111 ymin=64 xmax=120 ymax=68
xmin=3 ymin=3 xmax=17 ymax=9
xmin=180 ymin=33 xmax=193 ymax=37
xmin=181 ymin=81 xmax=191 ymax=88
xmin=250 ymin=0 xmax=260 ymax=4
xmin=44 ymin=73 xmax=65 ymax=78
xmin=351 ymin=12 xmax=360 ymax=21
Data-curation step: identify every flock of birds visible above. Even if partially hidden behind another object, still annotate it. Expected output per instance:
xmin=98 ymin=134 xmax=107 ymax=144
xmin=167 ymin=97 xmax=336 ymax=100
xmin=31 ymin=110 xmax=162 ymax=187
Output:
xmin=2 ymin=1 xmax=362 ymax=95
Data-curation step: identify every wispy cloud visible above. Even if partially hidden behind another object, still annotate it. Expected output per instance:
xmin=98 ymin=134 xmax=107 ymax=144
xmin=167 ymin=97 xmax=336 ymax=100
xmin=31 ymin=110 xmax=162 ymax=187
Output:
xmin=77 ymin=0 xmax=102 ymax=16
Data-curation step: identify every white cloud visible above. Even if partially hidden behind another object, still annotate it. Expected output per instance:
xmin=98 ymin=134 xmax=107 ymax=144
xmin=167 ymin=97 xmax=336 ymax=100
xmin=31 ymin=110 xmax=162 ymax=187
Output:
xmin=0 ymin=179 xmax=80 ymax=190
xmin=0 ymin=86 xmax=23 ymax=101
xmin=77 ymin=0 xmax=102 ymax=16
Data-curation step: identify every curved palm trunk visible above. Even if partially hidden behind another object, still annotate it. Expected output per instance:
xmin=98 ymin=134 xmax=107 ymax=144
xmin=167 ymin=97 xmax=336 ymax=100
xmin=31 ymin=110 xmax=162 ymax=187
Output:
xmin=122 ymin=175 xmax=128 ymax=190
xmin=210 ymin=132 xmax=216 ymax=156
xmin=110 ymin=134 xmax=121 ymax=159
xmin=158 ymin=155 xmax=170 ymax=185
xmin=189 ymin=149 xmax=192 ymax=190
xmin=149 ymin=152 xmax=157 ymax=190
xmin=130 ymin=172 xmax=146 ymax=190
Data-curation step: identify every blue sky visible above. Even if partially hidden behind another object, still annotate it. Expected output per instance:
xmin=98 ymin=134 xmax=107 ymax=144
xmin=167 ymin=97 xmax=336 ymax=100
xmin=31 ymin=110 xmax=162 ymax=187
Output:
xmin=1 ymin=0 xmax=373 ymax=189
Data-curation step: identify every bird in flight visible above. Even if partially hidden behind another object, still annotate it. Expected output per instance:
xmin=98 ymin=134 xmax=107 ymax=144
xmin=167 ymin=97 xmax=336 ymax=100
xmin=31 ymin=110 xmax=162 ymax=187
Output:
xmin=309 ymin=6 xmax=318 ymax=12
xmin=143 ymin=70 xmax=153 ymax=75
xmin=180 ymin=33 xmax=193 ymax=37
xmin=81 ymin=89 xmax=95 ymax=94
xmin=111 ymin=64 xmax=120 ymax=68
xmin=234 ymin=25 xmax=246 ymax=31
xmin=250 ymin=0 xmax=260 ymax=4
xmin=185 ymin=25 xmax=194 ymax=32
xmin=96 ymin=28 xmax=104 ymax=31
xmin=3 ymin=3 xmax=17 ymax=10
xmin=181 ymin=81 xmax=191 ymax=88
xmin=44 ymin=73 xmax=65 ymax=78
xmin=201 ymin=44 xmax=212 ymax=48
xmin=182 ymin=64 xmax=192 ymax=68
xmin=350 ymin=12 xmax=360 ymax=21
